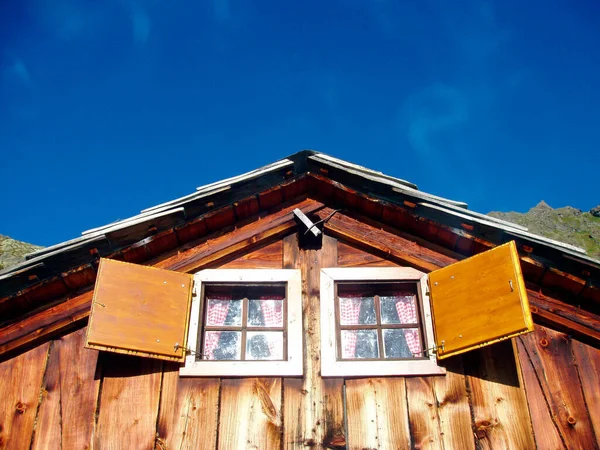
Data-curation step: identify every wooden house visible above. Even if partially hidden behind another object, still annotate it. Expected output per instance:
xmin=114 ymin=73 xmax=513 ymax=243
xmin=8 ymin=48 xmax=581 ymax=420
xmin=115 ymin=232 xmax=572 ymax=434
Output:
xmin=0 ymin=150 xmax=599 ymax=449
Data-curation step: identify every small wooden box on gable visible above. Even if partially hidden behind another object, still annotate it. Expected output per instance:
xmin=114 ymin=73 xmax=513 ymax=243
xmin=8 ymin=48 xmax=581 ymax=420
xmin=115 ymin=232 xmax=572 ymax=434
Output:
xmin=85 ymin=241 xmax=534 ymax=370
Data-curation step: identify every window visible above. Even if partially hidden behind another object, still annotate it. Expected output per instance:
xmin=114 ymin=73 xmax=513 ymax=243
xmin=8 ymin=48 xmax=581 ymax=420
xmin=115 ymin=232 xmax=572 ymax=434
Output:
xmin=320 ymin=267 xmax=445 ymax=377
xmin=180 ymin=269 xmax=303 ymax=376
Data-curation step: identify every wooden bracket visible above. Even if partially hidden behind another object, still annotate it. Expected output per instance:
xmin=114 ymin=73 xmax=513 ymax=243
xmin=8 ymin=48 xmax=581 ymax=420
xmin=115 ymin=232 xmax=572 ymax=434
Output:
xmin=293 ymin=208 xmax=321 ymax=237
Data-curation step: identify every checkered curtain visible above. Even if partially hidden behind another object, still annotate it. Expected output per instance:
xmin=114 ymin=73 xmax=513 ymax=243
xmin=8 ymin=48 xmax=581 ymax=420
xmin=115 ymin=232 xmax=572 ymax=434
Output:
xmin=259 ymin=296 xmax=284 ymax=358
xmin=339 ymin=296 xmax=362 ymax=358
xmin=395 ymin=295 xmax=421 ymax=355
xmin=203 ymin=296 xmax=231 ymax=360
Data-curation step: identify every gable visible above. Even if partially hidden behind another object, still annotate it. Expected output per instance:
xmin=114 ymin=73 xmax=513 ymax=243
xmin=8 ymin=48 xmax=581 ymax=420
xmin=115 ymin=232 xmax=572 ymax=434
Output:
xmin=0 ymin=152 xmax=599 ymax=360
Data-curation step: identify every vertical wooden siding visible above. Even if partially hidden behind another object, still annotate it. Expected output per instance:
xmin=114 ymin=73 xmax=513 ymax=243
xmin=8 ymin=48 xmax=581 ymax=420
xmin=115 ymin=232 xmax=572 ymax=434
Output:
xmin=1 ymin=236 xmax=598 ymax=449
xmin=517 ymin=324 xmax=600 ymax=450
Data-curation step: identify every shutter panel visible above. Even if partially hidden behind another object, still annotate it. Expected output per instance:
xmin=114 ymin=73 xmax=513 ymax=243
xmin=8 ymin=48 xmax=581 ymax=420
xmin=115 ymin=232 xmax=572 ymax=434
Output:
xmin=429 ymin=241 xmax=533 ymax=359
xmin=85 ymin=258 xmax=193 ymax=362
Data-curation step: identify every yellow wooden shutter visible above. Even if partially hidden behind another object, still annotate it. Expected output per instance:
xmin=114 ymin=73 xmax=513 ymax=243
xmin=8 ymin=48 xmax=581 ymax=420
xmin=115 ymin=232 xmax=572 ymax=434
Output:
xmin=429 ymin=241 xmax=533 ymax=359
xmin=85 ymin=258 xmax=193 ymax=362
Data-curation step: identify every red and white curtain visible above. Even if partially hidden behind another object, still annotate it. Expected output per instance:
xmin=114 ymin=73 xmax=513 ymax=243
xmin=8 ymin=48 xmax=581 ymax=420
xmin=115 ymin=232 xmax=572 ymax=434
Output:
xmin=395 ymin=295 xmax=421 ymax=355
xmin=259 ymin=297 xmax=284 ymax=358
xmin=203 ymin=297 xmax=231 ymax=360
xmin=339 ymin=296 xmax=362 ymax=358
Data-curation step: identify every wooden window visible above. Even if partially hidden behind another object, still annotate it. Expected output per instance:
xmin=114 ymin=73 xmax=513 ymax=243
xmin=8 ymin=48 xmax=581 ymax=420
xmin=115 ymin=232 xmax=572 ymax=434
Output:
xmin=321 ymin=267 xmax=443 ymax=377
xmin=320 ymin=241 xmax=534 ymax=377
xmin=180 ymin=269 xmax=303 ymax=376
xmin=336 ymin=282 xmax=425 ymax=360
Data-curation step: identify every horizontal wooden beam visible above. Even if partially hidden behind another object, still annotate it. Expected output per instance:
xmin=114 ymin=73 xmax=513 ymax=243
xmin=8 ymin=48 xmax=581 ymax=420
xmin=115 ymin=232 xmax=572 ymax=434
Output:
xmin=0 ymin=198 xmax=325 ymax=358
xmin=316 ymin=208 xmax=457 ymax=272
xmin=527 ymin=289 xmax=600 ymax=347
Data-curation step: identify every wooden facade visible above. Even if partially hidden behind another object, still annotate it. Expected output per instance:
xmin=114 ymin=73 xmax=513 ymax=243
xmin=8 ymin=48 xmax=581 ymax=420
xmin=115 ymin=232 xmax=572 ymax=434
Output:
xmin=1 ymin=152 xmax=599 ymax=449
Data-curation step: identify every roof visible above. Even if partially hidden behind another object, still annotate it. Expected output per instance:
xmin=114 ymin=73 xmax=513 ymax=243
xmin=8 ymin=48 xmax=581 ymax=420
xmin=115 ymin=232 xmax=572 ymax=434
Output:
xmin=1 ymin=150 xmax=598 ymax=297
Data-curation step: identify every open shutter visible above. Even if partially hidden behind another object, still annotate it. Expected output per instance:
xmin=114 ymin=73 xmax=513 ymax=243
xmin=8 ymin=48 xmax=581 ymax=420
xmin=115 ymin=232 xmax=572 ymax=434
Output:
xmin=85 ymin=258 xmax=193 ymax=362
xmin=429 ymin=241 xmax=533 ymax=359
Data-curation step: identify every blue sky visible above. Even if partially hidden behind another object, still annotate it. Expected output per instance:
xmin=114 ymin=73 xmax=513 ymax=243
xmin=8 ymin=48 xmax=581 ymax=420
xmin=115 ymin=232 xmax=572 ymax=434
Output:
xmin=1 ymin=0 xmax=599 ymax=246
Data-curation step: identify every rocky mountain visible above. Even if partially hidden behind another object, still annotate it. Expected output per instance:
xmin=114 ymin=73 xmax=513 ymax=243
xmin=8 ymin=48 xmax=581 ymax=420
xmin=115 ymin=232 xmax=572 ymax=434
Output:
xmin=488 ymin=202 xmax=600 ymax=260
xmin=0 ymin=235 xmax=43 ymax=271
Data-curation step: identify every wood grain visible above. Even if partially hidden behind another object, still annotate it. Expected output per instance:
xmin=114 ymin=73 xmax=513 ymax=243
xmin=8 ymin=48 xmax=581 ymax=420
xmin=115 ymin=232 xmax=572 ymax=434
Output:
xmin=345 ymin=378 xmax=411 ymax=450
xmin=156 ymin=364 xmax=219 ymax=450
xmin=405 ymin=377 xmax=443 ymax=450
xmin=464 ymin=340 xmax=536 ymax=450
xmin=218 ymin=240 xmax=283 ymax=269
xmin=282 ymin=234 xmax=346 ymax=449
xmin=337 ymin=241 xmax=398 ymax=267
xmin=316 ymin=208 xmax=456 ymax=273
xmin=32 ymin=327 xmax=100 ymax=450
xmin=572 ymin=339 xmax=600 ymax=445
xmin=0 ymin=342 xmax=50 ymax=450
xmin=155 ymin=198 xmax=324 ymax=273
xmin=430 ymin=241 xmax=533 ymax=359
xmin=432 ymin=357 xmax=475 ymax=450
xmin=519 ymin=326 xmax=598 ymax=449
xmin=94 ymin=354 xmax=162 ymax=450
xmin=218 ymin=378 xmax=282 ymax=450
xmin=86 ymin=258 xmax=193 ymax=361
xmin=515 ymin=337 xmax=565 ymax=450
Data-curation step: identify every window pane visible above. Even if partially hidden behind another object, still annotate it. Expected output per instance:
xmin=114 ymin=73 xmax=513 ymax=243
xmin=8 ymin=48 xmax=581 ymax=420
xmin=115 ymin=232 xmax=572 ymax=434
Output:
xmin=248 ymin=299 xmax=284 ymax=327
xmin=383 ymin=328 xmax=422 ymax=358
xmin=205 ymin=298 xmax=242 ymax=326
xmin=341 ymin=329 xmax=379 ymax=359
xmin=339 ymin=296 xmax=376 ymax=325
xmin=203 ymin=331 xmax=241 ymax=360
xmin=380 ymin=294 xmax=418 ymax=324
xmin=246 ymin=331 xmax=284 ymax=360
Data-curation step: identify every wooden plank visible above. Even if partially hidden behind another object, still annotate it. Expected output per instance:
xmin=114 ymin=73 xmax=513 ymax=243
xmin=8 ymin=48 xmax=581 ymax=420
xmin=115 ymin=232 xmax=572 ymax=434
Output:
xmin=94 ymin=354 xmax=162 ymax=450
xmin=31 ymin=342 xmax=61 ymax=450
xmin=432 ymin=357 xmax=475 ymax=450
xmin=345 ymin=378 xmax=411 ymax=449
xmin=218 ymin=240 xmax=283 ymax=269
xmin=518 ymin=326 xmax=597 ymax=449
xmin=156 ymin=363 xmax=219 ymax=450
xmin=282 ymin=234 xmax=346 ymax=449
xmin=572 ymin=339 xmax=600 ymax=444
xmin=463 ymin=340 xmax=536 ymax=450
xmin=218 ymin=378 xmax=282 ymax=450
xmin=86 ymin=259 xmax=193 ymax=361
xmin=0 ymin=342 xmax=50 ymax=450
xmin=337 ymin=241 xmax=398 ymax=267
xmin=528 ymin=288 xmax=600 ymax=347
xmin=430 ymin=241 xmax=534 ymax=359
xmin=32 ymin=327 xmax=101 ymax=450
xmin=515 ymin=337 xmax=565 ymax=450
xmin=155 ymin=198 xmax=325 ymax=273
xmin=316 ymin=208 xmax=457 ymax=272
xmin=405 ymin=377 xmax=443 ymax=450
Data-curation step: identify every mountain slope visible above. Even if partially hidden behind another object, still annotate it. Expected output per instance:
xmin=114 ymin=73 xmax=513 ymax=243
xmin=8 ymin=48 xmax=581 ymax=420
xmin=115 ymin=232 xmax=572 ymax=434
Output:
xmin=488 ymin=202 xmax=600 ymax=260
xmin=0 ymin=235 xmax=43 ymax=271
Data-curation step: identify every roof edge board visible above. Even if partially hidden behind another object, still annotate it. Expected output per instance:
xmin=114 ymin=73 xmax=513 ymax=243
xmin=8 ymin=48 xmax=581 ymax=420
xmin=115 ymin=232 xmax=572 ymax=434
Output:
xmin=311 ymin=153 xmax=418 ymax=190
xmin=418 ymin=201 xmax=529 ymax=232
xmin=419 ymin=202 xmax=586 ymax=255
xmin=308 ymin=155 xmax=468 ymax=208
xmin=8 ymin=234 xmax=108 ymax=275
xmin=194 ymin=159 xmax=293 ymax=193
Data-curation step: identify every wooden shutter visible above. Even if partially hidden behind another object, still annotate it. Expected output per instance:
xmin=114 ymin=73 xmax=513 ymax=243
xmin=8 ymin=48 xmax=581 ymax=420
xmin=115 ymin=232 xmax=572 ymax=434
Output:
xmin=85 ymin=259 xmax=193 ymax=362
xmin=429 ymin=241 xmax=533 ymax=359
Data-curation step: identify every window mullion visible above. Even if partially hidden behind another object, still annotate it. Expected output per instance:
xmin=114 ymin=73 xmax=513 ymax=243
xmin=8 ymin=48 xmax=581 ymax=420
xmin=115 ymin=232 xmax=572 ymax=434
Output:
xmin=241 ymin=296 xmax=248 ymax=360
xmin=375 ymin=294 xmax=385 ymax=359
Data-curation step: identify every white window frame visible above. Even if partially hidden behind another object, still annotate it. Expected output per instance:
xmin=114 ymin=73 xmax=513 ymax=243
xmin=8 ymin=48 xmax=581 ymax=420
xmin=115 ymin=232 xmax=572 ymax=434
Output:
xmin=180 ymin=269 xmax=303 ymax=377
xmin=320 ymin=267 xmax=446 ymax=377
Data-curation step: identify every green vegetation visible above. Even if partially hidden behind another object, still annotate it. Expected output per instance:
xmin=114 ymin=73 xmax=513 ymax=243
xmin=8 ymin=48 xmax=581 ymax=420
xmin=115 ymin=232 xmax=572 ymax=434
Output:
xmin=0 ymin=235 xmax=43 ymax=271
xmin=488 ymin=201 xmax=600 ymax=260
